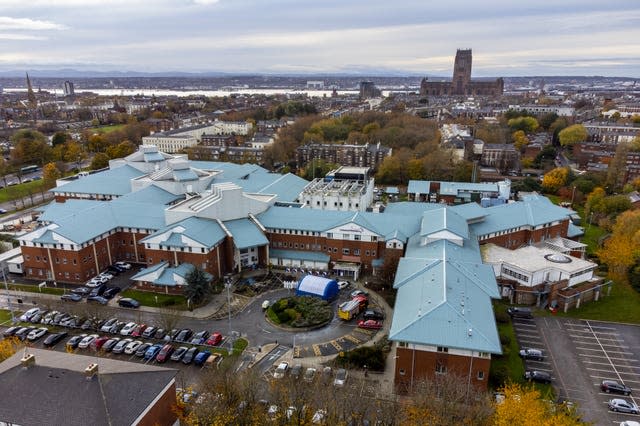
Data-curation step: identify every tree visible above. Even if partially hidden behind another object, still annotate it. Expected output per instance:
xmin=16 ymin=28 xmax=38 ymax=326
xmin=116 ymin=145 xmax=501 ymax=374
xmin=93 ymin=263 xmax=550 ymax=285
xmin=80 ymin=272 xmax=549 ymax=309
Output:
xmin=62 ymin=141 xmax=87 ymax=168
xmin=541 ymin=167 xmax=569 ymax=194
xmin=558 ymin=124 xmax=587 ymax=147
xmin=51 ymin=131 xmax=71 ymax=146
xmin=184 ymin=266 xmax=212 ymax=307
xmin=493 ymin=383 xmax=582 ymax=425
xmin=605 ymin=142 xmax=629 ymax=191
xmin=90 ymin=153 xmax=110 ymax=170
xmin=0 ymin=337 xmax=21 ymax=363
xmin=507 ymin=116 xmax=539 ymax=133
xmin=42 ymin=162 xmax=62 ymax=189
xmin=512 ymin=130 xmax=530 ymax=151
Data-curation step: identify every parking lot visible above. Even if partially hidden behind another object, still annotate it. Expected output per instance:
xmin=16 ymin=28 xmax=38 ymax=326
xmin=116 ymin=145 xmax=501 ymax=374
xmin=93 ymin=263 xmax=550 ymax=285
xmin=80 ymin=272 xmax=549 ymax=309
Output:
xmin=512 ymin=315 xmax=640 ymax=424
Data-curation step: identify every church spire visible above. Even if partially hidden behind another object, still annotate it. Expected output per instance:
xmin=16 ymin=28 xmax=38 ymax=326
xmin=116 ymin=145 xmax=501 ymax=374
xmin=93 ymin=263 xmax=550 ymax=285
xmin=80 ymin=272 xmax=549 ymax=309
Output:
xmin=26 ymin=72 xmax=37 ymax=108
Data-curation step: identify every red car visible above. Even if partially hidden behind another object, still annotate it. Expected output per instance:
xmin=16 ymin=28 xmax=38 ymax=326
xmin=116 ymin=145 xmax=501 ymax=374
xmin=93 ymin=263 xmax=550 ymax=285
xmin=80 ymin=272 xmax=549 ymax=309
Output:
xmin=156 ymin=344 xmax=175 ymax=363
xmin=358 ymin=320 xmax=383 ymax=330
xmin=90 ymin=336 xmax=110 ymax=351
xmin=206 ymin=332 xmax=223 ymax=346
xmin=131 ymin=324 xmax=147 ymax=338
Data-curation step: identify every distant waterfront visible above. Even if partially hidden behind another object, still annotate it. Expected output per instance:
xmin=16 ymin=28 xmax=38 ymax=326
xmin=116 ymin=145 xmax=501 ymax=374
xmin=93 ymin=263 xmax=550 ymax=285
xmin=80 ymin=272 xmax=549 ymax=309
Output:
xmin=3 ymin=87 xmax=412 ymax=98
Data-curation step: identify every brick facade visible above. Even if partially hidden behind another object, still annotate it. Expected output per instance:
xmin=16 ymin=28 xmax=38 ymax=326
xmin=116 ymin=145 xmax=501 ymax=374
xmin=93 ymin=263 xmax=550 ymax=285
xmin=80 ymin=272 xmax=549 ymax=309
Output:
xmin=394 ymin=346 xmax=491 ymax=392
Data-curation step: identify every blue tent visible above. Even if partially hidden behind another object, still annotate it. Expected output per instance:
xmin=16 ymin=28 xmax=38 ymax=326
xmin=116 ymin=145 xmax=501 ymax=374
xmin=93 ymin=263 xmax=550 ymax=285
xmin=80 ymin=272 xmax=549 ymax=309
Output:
xmin=296 ymin=275 xmax=339 ymax=301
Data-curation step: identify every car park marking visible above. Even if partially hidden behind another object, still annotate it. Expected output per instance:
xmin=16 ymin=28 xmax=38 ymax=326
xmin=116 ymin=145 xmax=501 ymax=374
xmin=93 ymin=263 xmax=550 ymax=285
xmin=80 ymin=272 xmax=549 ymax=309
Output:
xmin=344 ymin=334 xmax=361 ymax=344
xmin=576 ymin=346 xmax=632 ymax=355
xmin=579 ymin=353 xmax=638 ymax=363
xmin=312 ymin=344 xmax=322 ymax=356
xmin=330 ymin=340 xmax=343 ymax=351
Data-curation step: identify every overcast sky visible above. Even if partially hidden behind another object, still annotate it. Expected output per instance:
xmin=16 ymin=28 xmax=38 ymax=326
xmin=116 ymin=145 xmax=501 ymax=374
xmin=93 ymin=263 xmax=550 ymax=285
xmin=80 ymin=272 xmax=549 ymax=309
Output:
xmin=0 ymin=0 xmax=639 ymax=77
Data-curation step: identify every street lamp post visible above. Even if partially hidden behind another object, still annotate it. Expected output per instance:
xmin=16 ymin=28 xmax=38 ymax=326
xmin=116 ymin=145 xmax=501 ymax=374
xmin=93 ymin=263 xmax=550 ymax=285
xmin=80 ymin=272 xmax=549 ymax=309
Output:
xmin=225 ymin=274 xmax=233 ymax=351
xmin=2 ymin=266 xmax=15 ymax=323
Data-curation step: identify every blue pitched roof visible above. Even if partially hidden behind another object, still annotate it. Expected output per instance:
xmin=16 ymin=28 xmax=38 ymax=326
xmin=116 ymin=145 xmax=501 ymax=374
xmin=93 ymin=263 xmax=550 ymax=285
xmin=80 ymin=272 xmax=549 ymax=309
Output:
xmin=449 ymin=202 xmax=487 ymax=221
xmin=407 ymin=180 xmax=431 ymax=194
xmin=439 ymin=181 xmax=499 ymax=196
xmin=143 ymin=217 xmax=226 ymax=249
xmin=567 ymin=222 xmax=584 ymax=238
xmin=51 ymin=165 xmax=144 ymax=196
xmin=270 ymin=249 xmax=330 ymax=263
xmin=224 ymin=218 xmax=268 ymax=249
xmin=173 ymin=169 xmax=199 ymax=182
xmin=420 ymin=208 xmax=469 ymax=239
xmin=470 ymin=196 xmax=574 ymax=236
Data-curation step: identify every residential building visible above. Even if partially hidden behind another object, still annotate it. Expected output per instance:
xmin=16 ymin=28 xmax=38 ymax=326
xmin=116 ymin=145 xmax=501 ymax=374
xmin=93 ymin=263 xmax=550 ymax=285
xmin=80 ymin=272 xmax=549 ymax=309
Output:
xmin=480 ymin=143 xmax=519 ymax=171
xmin=63 ymin=80 xmax=75 ymax=96
xmin=297 ymin=142 xmax=391 ymax=170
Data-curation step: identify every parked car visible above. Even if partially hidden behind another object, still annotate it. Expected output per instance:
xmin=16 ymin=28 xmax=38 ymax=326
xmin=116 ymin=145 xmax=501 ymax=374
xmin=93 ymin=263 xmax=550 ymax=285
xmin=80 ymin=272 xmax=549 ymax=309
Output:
xmin=362 ymin=309 xmax=384 ymax=320
xmin=100 ymin=318 xmax=119 ymax=333
xmin=120 ymin=322 xmax=137 ymax=336
xmin=153 ymin=328 xmax=167 ymax=340
xmin=71 ymin=287 xmax=92 ymax=297
xmin=87 ymin=295 xmax=108 ymax=305
xmin=142 ymin=326 xmax=157 ymax=339
xmin=27 ymin=327 xmax=48 ymax=341
xmin=337 ymin=281 xmax=350 ymax=290
xmin=291 ymin=364 xmax=303 ymax=380
xmin=41 ymin=311 xmax=58 ymax=325
xmin=350 ymin=290 xmax=368 ymax=298
xmin=273 ymin=361 xmax=289 ymax=379
xmin=507 ymin=307 xmax=533 ymax=319
xmin=135 ymin=342 xmax=152 ymax=357
xmin=124 ymin=340 xmax=144 ymax=355
xmin=171 ymin=346 xmax=189 ymax=362
xmin=112 ymin=338 xmax=133 ymax=354
xmin=19 ymin=307 xmax=41 ymax=322
xmin=43 ymin=332 xmax=67 ymax=347
xmin=334 ymin=368 xmax=348 ymax=387
xmin=81 ymin=318 xmax=98 ymax=330
xmin=194 ymin=350 xmax=211 ymax=366
xmin=102 ymin=287 xmax=121 ymax=299
xmin=118 ymin=298 xmax=140 ymax=308
xmin=303 ymin=367 xmax=317 ymax=383
xmin=30 ymin=310 xmax=46 ymax=323
xmin=14 ymin=327 xmax=35 ymax=340
xmin=182 ymin=347 xmax=199 ymax=365
xmin=156 ymin=344 xmax=175 ymax=363
xmin=601 ymin=380 xmax=632 ymax=395
xmin=206 ymin=332 xmax=223 ymax=346
xmin=3 ymin=326 xmax=21 ymax=337
xmin=89 ymin=284 xmax=107 ymax=297
xmin=66 ymin=334 xmax=87 ymax=350
xmin=163 ymin=329 xmax=179 ymax=342
xmin=322 ymin=366 xmax=332 ymax=381
xmin=115 ymin=261 xmax=132 ymax=270
xmin=106 ymin=265 xmax=121 ymax=275
xmin=190 ymin=330 xmax=209 ymax=345
xmin=174 ymin=328 xmax=193 ymax=343
xmin=90 ymin=336 xmax=110 ymax=351
xmin=78 ymin=334 xmax=99 ymax=349
xmin=519 ymin=348 xmax=544 ymax=361
xmin=102 ymin=337 xmax=121 ymax=352
xmin=144 ymin=344 xmax=163 ymax=361
xmin=61 ymin=293 xmax=83 ymax=302
xmin=357 ymin=319 xmax=383 ymax=330
xmin=608 ymin=398 xmax=639 ymax=414
xmin=524 ymin=370 xmax=551 ymax=384
xmin=131 ymin=324 xmax=147 ymax=337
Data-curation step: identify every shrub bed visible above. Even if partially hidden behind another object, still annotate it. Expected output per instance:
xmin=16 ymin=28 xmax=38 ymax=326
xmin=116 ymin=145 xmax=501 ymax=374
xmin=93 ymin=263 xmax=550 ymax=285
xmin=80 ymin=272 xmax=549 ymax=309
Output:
xmin=266 ymin=296 xmax=332 ymax=328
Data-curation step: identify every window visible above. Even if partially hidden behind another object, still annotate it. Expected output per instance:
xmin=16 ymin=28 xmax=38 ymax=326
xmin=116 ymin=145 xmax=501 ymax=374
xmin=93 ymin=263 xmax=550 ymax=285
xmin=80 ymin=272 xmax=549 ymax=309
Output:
xmin=36 ymin=256 xmax=40 ymax=261
xmin=399 ymin=369 xmax=406 ymax=376
xmin=354 ymin=235 xmax=361 ymax=241
xmin=354 ymin=249 xmax=360 ymax=256
xmin=342 ymin=248 xmax=350 ymax=255
xmin=365 ymin=250 xmax=370 ymax=256
xmin=437 ymin=346 xmax=448 ymax=353
xmin=477 ymin=371 xmax=485 ymax=380
xmin=435 ymin=362 xmax=447 ymax=374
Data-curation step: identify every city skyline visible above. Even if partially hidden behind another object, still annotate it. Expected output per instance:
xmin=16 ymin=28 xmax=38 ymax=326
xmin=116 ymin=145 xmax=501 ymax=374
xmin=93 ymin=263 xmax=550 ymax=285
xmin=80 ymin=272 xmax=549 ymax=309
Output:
xmin=0 ymin=0 xmax=639 ymax=77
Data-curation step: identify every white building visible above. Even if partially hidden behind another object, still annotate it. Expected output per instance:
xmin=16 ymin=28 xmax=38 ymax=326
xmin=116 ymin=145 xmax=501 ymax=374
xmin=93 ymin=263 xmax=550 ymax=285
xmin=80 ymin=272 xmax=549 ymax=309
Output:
xmin=482 ymin=244 xmax=597 ymax=287
xmin=297 ymin=167 xmax=375 ymax=212
xmin=142 ymin=121 xmax=252 ymax=153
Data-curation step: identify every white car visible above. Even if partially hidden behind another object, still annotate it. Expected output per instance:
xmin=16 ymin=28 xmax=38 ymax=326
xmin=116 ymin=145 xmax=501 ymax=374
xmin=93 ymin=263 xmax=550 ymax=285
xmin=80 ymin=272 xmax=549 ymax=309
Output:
xmin=124 ymin=340 xmax=144 ymax=355
xmin=273 ymin=361 xmax=289 ymax=379
xmin=99 ymin=272 xmax=114 ymax=280
xmin=333 ymin=368 xmax=348 ymax=387
xmin=85 ymin=279 xmax=101 ymax=288
xmin=19 ymin=307 xmax=41 ymax=322
xmin=112 ymin=338 xmax=133 ymax=354
xmin=337 ymin=281 xmax=350 ymax=290
xmin=115 ymin=261 xmax=131 ymax=270
xmin=27 ymin=327 xmax=48 ymax=341
xmin=120 ymin=322 xmax=137 ymax=336
xmin=78 ymin=334 xmax=99 ymax=349
xmin=100 ymin=318 xmax=118 ymax=333
xmin=312 ymin=409 xmax=327 ymax=424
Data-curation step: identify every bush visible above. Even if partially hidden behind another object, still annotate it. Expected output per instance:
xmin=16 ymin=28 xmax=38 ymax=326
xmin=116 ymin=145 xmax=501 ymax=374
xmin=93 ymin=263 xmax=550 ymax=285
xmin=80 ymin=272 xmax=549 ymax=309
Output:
xmin=495 ymin=310 xmax=511 ymax=324
xmin=277 ymin=310 xmax=291 ymax=323
xmin=499 ymin=331 xmax=511 ymax=346
xmin=489 ymin=364 xmax=510 ymax=389
xmin=334 ymin=346 xmax=386 ymax=371
xmin=266 ymin=296 xmax=332 ymax=328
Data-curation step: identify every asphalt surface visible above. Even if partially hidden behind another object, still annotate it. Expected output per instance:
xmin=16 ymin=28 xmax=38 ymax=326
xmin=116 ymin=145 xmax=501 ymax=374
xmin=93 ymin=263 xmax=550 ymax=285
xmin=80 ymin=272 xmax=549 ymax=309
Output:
xmin=513 ymin=315 xmax=640 ymax=425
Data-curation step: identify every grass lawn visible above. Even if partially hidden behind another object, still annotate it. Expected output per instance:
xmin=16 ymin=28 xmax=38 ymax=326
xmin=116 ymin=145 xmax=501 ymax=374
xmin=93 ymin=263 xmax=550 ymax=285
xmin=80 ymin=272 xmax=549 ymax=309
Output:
xmin=7 ymin=283 xmax=65 ymax=296
xmin=120 ymin=289 xmax=187 ymax=309
xmin=87 ymin=124 xmax=126 ymax=134
xmin=544 ymin=280 xmax=640 ymax=324
xmin=0 ymin=179 xmax=46 ymax=203
xmin=0 ymin=309 xmax=17 ymax=323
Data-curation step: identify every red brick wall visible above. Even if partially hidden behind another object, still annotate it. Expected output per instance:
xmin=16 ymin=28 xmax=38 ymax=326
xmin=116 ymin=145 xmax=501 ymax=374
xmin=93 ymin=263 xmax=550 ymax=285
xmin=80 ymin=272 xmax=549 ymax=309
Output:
xmin=136 ymin=381 xmax=178 ymax=426
xmin=480 ymin=221 xmax=568 ymax=247
xmin=394 ymin=346 xmax=491 ymax=393
xmin=144 ymin=246 xmax=223 ymax=278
